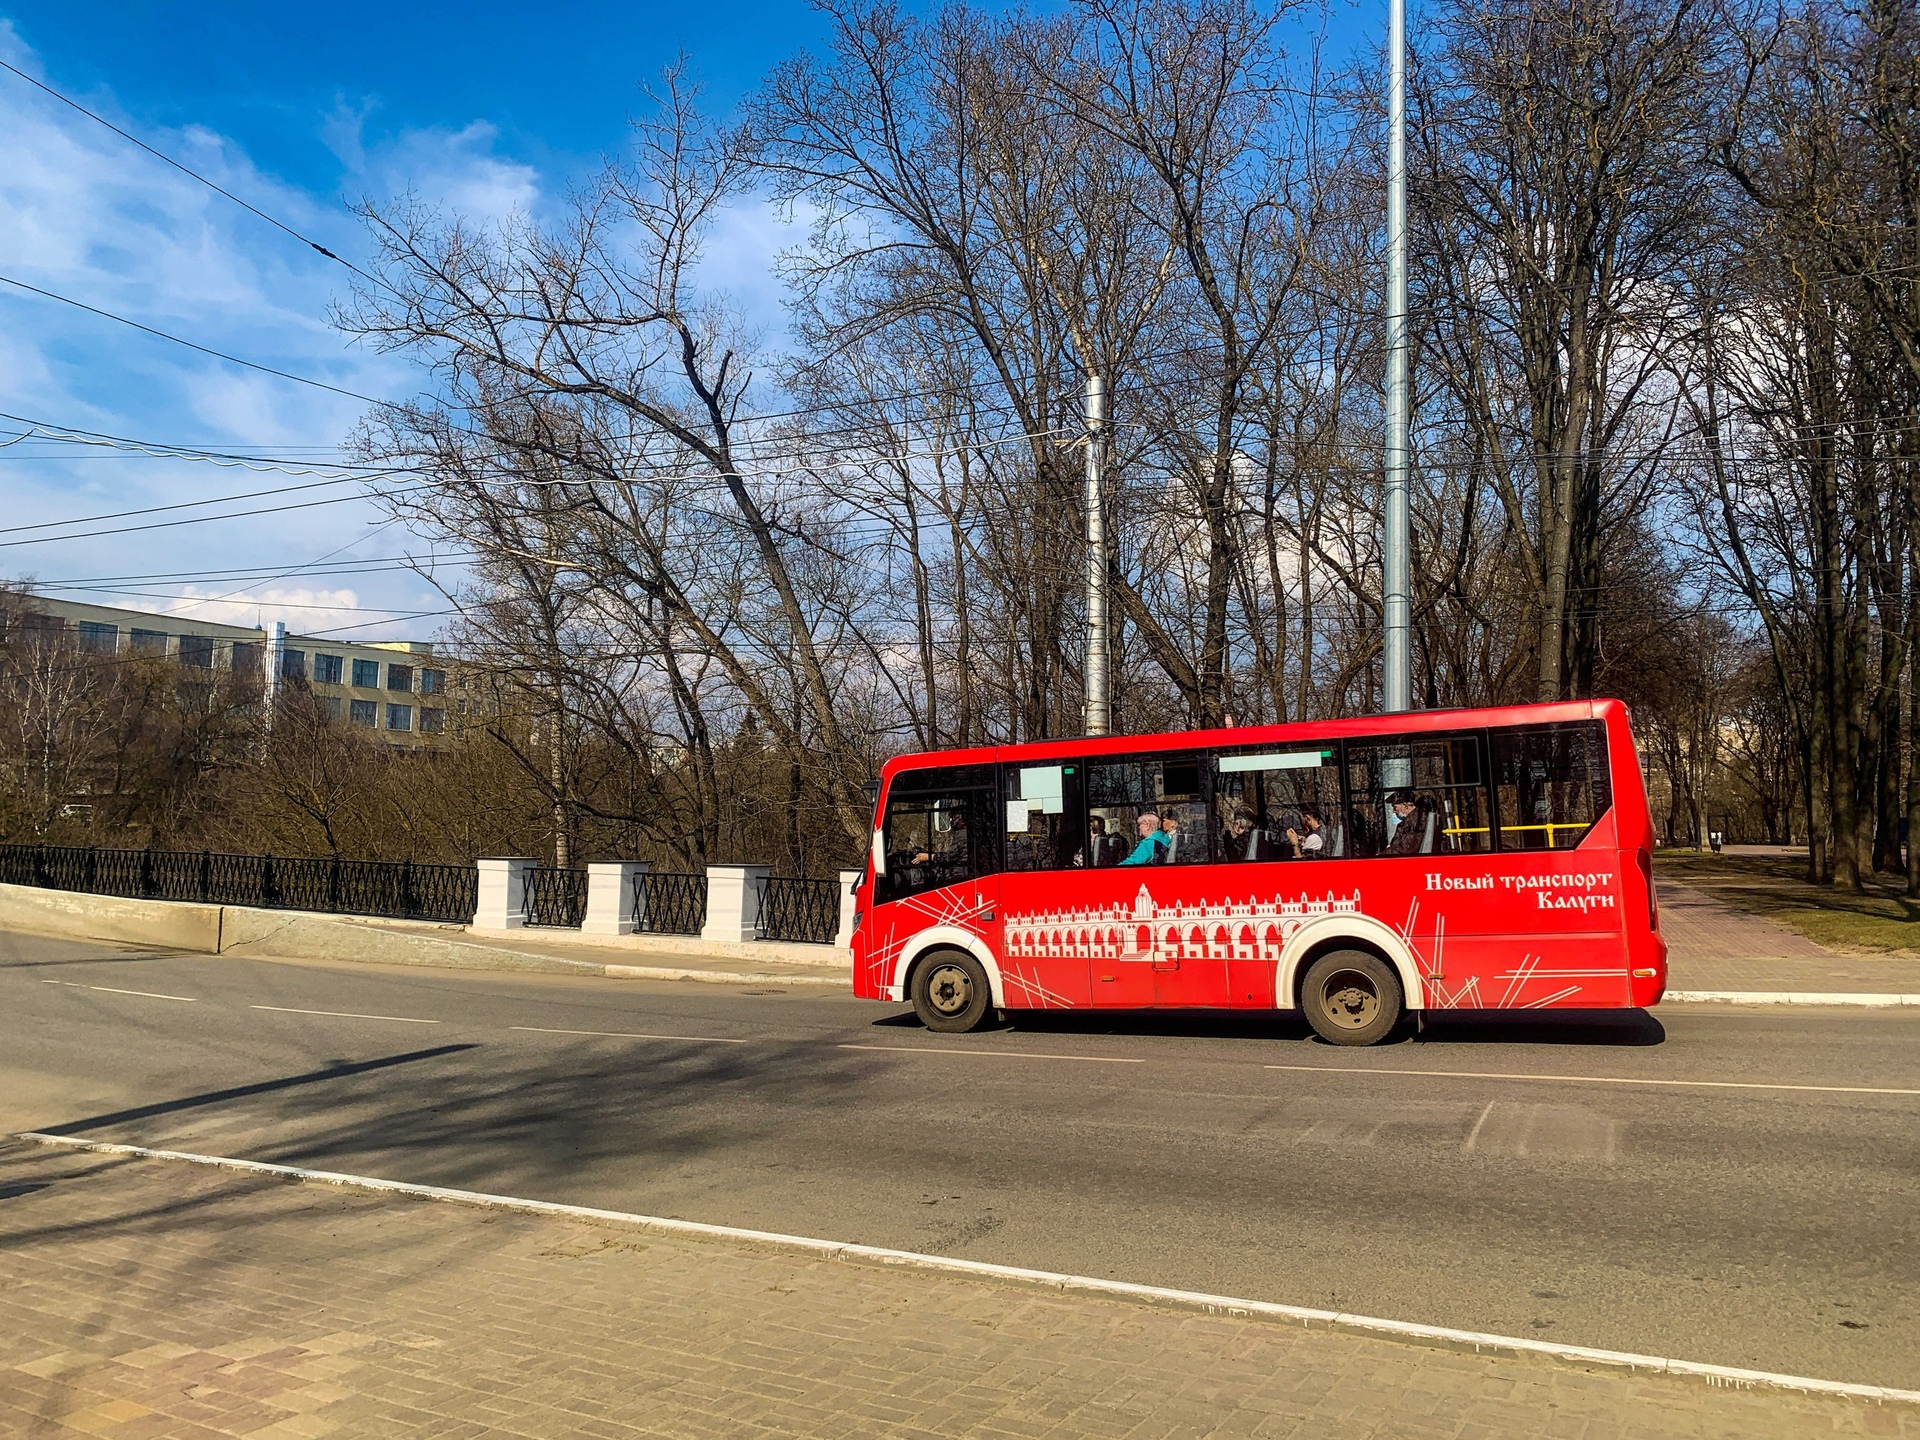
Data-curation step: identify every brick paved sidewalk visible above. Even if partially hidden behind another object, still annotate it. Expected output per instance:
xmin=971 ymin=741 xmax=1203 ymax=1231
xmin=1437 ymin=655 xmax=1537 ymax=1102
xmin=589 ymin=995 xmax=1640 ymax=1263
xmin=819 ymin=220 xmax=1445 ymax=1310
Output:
xmin=1 ymin=1141 xmax=1911 ymax=1439
xmin=1659 ymin=881 xmax=1920 ymax=994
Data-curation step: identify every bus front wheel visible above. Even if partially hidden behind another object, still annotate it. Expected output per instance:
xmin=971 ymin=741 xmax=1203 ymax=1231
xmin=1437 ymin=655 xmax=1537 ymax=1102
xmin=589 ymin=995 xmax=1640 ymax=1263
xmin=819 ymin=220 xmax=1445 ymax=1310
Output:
xmin=1300 ymin=951 xmax=1403 ymax=1047
xmin=911 ymin=950 xmax=992 ymax=1033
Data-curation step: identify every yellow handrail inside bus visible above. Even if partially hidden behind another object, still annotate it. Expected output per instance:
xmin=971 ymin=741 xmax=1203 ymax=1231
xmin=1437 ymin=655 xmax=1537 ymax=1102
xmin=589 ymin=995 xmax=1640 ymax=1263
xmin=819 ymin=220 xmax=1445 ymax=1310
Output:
xmin=1442 ymin=822 xmax=1588 ymax=847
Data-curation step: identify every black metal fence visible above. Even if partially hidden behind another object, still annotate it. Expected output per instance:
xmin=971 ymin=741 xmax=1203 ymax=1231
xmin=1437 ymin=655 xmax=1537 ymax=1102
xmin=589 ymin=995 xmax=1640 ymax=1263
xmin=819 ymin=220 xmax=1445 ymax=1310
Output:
xmin=636 ymin=870 xmax=707 ymax=935
xmin=0 ymin=843 xmax=478 ymax=924
xmin=0 ymin=843 xmax=843 ymax=943
xmin=759 ymin=875 xmax=842 ymax=944
xmin=524 ymin=865 xmax=588 ymax=928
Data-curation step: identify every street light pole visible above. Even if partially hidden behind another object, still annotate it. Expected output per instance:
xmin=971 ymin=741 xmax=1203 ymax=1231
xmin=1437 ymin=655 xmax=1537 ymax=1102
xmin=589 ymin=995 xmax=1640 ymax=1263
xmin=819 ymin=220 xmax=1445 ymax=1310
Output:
xmin=1383 ymin=0 xmax=1412 ymax=714
xmin=1084 ymin=372 xmax=1110 ymax=736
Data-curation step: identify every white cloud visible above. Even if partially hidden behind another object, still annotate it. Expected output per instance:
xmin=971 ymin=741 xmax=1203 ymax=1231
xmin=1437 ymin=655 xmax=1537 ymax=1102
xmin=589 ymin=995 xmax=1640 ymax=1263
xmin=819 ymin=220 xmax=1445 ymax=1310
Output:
xmin=0 ymin=30 xmax=541 ymax=641
xmin=160 ymin=585 xmax=367 ymax=631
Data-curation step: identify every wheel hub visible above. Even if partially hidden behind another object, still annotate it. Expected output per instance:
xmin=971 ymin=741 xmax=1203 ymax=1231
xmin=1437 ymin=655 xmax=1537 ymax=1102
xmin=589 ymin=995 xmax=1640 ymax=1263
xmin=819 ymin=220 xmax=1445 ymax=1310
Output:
xmin=1322 ymin=970 xmax=1380 ymax=1029
xmin=927 ymin=964 xmax=973 ymax=1016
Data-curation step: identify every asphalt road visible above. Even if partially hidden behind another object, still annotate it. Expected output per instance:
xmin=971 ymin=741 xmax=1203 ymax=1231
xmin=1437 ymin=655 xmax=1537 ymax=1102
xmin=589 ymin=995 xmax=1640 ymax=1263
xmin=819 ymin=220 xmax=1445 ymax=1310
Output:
xmin=3 ymin=927 xmax=1915 ymax=1390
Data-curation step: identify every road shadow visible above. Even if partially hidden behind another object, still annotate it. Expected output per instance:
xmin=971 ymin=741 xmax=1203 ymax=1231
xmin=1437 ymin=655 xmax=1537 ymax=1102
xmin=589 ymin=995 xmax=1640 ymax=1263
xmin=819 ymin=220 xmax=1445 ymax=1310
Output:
xmin=873 ymin=1006 xmax=1666 ymax=1047
xmin=17 ymin=1027 xmax=881 ymax=1228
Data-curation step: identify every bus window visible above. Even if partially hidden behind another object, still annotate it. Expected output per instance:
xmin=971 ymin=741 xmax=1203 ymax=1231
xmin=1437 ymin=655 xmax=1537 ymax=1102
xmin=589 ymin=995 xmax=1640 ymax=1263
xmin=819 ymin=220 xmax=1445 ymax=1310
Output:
xmin=1004 ymin=762 xmax=1086 ymax=871
xmin=1345 ymin=732 xmax=1492 ymax=857
xmin=1086 ymin=754 xmax=1209 ymax=865
xmin=878 ymin=765 xmax=998 ymax=902
xmin=1215 ymin=748 xmax=1340 ymax=860
xmin=1492 ymin=722 xmax=1612 ymax=850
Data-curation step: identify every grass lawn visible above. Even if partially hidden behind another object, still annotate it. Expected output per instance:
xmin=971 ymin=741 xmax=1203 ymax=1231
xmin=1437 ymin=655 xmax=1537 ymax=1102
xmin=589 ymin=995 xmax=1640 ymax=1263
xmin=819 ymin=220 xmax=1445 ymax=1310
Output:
xmin=1653 ymin=852 xmax=1920 ymax=955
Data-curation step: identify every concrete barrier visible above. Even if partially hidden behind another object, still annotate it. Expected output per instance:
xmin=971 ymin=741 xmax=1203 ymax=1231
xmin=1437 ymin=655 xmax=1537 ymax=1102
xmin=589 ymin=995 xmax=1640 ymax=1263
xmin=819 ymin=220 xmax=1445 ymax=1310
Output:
xmin=0 ymin=883 xmax=222 ymax=953
xmin=0 ymin=881 xmax=852 ymax=981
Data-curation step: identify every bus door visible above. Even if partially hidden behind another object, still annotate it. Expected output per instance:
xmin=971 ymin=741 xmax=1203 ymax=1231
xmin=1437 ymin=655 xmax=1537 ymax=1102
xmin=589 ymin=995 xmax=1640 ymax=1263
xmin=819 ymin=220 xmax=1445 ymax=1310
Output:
xmin=1082 ymin=751 xmax=1221 ymax=1008
xmin=872 ymin=764 xmax=1001 ymax=991
xmin=998 ymin=761 xmax=1095 ymax=1009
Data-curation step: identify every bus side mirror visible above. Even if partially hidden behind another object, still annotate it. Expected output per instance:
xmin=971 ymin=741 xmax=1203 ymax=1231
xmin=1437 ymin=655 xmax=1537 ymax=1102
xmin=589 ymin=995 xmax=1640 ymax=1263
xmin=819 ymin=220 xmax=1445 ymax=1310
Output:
xmin=871 ymin=830 xmax=886 ymax=877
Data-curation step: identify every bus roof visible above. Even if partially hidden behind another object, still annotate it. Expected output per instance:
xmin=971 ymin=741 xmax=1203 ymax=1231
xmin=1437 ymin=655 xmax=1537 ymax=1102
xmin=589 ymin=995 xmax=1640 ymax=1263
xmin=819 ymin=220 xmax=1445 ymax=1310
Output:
xmin=877 ymin=698 xmax=1621 ymax=782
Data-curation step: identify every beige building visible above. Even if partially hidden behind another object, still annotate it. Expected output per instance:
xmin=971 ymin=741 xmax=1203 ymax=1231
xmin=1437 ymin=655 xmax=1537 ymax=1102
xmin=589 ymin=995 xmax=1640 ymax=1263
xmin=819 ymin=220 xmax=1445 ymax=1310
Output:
xmin=13 ymin=596 xmax=457 ymax=747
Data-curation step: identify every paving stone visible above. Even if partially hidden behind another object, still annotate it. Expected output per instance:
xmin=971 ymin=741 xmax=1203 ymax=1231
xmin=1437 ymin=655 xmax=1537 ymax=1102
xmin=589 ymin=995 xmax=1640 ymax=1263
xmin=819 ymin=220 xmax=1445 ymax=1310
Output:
xmin=0 ymin=1137 xmax=1911 ymax=1439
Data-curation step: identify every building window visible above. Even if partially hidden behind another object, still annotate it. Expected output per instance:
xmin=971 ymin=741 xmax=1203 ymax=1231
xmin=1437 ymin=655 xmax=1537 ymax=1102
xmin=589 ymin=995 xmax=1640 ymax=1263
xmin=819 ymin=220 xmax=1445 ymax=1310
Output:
xmin=351 ymin=658 xmax=380 ymax=688
xmin=387 ymin=703 xmax=413 ymax=732
xmin=178 ymin=635 xmax=215 ymax=668
xmin=314 ymin=695 xmax=341 ymax=722
xmin=420 ymin=706 xmax=445 ymax=734
xmin=279 ymin=648 xmax=306 ymax=680
xmin=349 ymin=699 xmax=378 ymax=727
xmin=130 ymin=629 xmax=168 ymax=655
xmin=77 ymin=622 xmax=119 ymax=654
xmin=419 ymin=667 xmax=446 ymax=695
xmin=314 ymin=653 xmax=343 ymax=684
xmin=386 ymin=663 xmax=414 ymax=692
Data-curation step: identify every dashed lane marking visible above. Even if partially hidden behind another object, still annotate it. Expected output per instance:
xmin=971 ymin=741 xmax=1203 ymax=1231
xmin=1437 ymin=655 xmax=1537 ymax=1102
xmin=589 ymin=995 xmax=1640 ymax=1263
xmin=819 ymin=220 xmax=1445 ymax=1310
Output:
xmin=509 ymin=1026 xmax=745 ymax=1044
xmin=42 ymin=980 xmax=197 ymax=1002
xmin=1263 ymin=1063 xmax=1920 ymax=1097
xmin=250 ymin=1005 xmax=440 ymax=1025
xmin=19 ymin=1132 xmax=1920 ymax=1409
xmin=840 ymin=1043 xmax=1143 ymax=1064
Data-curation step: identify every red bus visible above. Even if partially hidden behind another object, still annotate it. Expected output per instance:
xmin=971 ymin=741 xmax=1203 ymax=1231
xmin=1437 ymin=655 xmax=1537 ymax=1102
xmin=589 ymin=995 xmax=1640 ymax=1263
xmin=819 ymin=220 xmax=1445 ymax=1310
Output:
xmin=849 ymin=699 xmax=1664 ymax=1045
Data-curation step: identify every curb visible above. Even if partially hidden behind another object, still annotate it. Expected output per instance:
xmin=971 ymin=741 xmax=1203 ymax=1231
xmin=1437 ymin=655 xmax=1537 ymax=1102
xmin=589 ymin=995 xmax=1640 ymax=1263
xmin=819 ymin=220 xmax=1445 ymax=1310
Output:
xmin=601 ymin=963 xmax=846 ymax=987
xmin=1665 ymin=990 xmax=1920 ymax=1007
xmin=20 ymin=1132 xmax=1918 ymax=1409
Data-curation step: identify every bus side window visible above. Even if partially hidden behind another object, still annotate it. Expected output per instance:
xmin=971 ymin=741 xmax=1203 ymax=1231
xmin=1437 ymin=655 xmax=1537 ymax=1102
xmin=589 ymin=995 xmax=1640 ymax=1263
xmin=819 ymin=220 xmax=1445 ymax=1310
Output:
xmin=1215 ymin=748 xmax=1340 ymax=860
xmin=1491 ymin=722 xmax=1612 ymax=851
xmin=877 ymin=764 xmax=998 ymax=903
xmin=1344 ymin=733 xmax=1493 ymax=857
xmin=1086 ymin=754 xmax=1210 ymax=865
xmin=1004 ymin=762 xmax=1086 ymax=871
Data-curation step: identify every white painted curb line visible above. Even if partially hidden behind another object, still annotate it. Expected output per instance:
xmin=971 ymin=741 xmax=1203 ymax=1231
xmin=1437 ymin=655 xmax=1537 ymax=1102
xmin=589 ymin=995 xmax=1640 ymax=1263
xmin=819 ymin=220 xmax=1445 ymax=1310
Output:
xmin=20 ymin=1132 xmax=1919 ymax=1408
xmin=1665 ymin=990 xmax=1920 ymax=1007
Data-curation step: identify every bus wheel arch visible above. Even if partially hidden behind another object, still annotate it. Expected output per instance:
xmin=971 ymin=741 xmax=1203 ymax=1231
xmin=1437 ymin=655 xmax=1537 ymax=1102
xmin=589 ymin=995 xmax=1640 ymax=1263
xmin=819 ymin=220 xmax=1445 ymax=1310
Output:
xmin=897 ymin=928 xmax=1006 ymax=1009
xmin=1278 ymin=918 xmax=1423 ymax=1014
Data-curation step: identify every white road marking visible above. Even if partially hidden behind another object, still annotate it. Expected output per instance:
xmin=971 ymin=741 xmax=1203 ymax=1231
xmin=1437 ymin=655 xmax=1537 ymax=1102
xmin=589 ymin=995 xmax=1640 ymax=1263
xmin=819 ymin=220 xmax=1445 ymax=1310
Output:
xmin=249 ymin=1005 xmax=439 ymax=1025
xmin=19 ymin=1131 xmax=1919 ymax=1408
xmin=840 ymin=1043 xmax=1143 ymax=1064
xmin=1464 ymin=1100 xmax=1496 ymax=1150
xmin=1263 ymin=1063 xmax=1920 ymax=1097
xmin=40 ymin=980 xmax=196 ymax=1002
xmin=89 ymin=985 xmax=198 ymax=1002
xmin=509 ymin=1026 xmax=745 ymax=1045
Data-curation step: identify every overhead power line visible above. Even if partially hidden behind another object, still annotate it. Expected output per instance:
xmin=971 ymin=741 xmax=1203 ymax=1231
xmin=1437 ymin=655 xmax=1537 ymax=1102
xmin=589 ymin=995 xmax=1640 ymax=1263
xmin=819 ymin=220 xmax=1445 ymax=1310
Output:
xmin=0 ymin=57 xmax=376 ymax=283
xmin=0 ymin=274 xmax=386 ymax=404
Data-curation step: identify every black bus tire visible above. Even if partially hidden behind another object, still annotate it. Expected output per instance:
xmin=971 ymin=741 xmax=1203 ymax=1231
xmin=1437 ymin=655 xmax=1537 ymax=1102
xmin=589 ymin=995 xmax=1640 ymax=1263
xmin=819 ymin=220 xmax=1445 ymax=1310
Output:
xmin=910 ymin=950 xmax=993 ymax=1033
xmin=1299 ymin=950 xmax=1404 ymax=1046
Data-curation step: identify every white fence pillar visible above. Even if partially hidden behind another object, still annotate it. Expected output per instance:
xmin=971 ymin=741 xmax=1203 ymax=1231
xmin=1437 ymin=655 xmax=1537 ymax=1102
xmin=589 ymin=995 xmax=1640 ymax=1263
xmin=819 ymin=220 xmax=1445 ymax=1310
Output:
xmin=583 ymin=861 xmax=647 ymax=936
xmin=701 ymin=864 xmax=770 ymax=943
xmin=474 ymin=858 xmax=534 ymax=931
xmin=834 ymin=869 xmax=862 ymax=946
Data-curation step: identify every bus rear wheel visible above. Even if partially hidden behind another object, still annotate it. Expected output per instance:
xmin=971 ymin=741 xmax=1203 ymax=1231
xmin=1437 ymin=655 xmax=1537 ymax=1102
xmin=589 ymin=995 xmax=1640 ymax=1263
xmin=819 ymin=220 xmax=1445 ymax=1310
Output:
xmin=911 ymin=950 xmax=992 ymax=1033
xmin=1300 ymin=951 xmax=1403 ymax=1047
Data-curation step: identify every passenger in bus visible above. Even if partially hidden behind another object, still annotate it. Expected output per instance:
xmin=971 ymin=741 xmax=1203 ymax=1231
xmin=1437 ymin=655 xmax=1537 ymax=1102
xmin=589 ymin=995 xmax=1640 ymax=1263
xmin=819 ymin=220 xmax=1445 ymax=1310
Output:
xmin=1384 ymin=792 xmax=1441 ymax=856
xmin=1160 ymin=814 xmax=1193 ymax=864
xmin=1286 ymin=807 xmax=1326 ymax=857
xmin=1383 ymin=792 xmax=1423 ymax=856
xmin=1222 ymin=810 xmax=1257 ymax=861
xmin=1119 ymin=812 xmax=1170 ymax=866
xmin=1076 ymin=817 xmax=1121 ymax=868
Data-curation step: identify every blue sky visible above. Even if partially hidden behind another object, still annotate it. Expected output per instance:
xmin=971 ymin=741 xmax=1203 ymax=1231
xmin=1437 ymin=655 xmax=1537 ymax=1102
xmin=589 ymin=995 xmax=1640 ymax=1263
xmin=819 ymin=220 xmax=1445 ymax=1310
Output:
xmin=0 ymin=1 xmax=1374 ymax=642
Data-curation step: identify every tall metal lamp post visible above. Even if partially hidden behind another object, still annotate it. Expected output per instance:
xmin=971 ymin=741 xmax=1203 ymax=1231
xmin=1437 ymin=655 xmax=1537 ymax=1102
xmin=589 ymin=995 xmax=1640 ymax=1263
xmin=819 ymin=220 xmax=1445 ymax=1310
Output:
xmin=1383 ymin=0 xmax=1413 ymax=715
